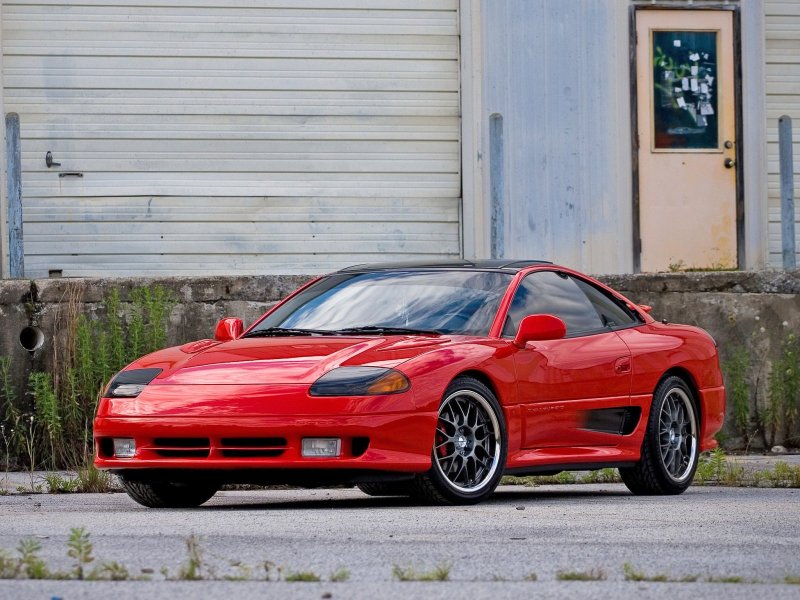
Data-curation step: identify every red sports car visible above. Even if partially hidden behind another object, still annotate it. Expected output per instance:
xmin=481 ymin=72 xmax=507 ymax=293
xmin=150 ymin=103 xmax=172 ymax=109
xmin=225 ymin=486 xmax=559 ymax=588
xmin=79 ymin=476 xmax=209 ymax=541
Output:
xmin=94 ymin=260 xmax=725 ymax=507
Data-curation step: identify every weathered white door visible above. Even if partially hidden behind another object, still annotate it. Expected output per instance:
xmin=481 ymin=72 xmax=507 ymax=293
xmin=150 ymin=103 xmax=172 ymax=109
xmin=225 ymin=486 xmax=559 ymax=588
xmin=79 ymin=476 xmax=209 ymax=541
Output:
xmin=636 ymin=10 xmax=738 ymax=272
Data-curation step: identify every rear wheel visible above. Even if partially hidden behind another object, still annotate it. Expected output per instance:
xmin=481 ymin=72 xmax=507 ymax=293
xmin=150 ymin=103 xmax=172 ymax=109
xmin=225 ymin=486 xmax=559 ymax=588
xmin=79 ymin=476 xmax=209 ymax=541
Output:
xmin=411 ymin=376 xmax=506 ymax=505
xmin=620 ymin=376 xmax=699 ymax=495
xmin=121 ymin=478 xmax=219 ymax=508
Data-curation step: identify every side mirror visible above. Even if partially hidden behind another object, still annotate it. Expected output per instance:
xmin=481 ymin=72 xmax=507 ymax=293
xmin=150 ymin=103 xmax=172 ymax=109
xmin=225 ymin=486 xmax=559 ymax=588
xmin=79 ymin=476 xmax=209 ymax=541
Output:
xmin=214 ymin=317 xmax=244 ymax=342
xmin=639 ymin=304 xmax=653 ymax=314
xmin=513 ymin=314 xmax=567 ymax=347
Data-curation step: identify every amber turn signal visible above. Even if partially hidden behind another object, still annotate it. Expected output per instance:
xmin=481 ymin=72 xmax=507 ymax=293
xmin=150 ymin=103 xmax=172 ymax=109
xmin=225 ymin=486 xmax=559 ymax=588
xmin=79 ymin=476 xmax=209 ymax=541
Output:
xmin=366 ymin=370 xmax=411 ymax=394
xmin=309 ymin=367 xmax=411 ymax=396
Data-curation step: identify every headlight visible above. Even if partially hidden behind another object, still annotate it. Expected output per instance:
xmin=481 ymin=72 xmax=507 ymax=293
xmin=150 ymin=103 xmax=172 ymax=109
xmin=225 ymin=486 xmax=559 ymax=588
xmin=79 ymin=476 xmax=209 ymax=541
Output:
xmin=106 ymin=368 xmax=162 ymax=398
xmin=309 ymin=367 xmax=410 ymax=396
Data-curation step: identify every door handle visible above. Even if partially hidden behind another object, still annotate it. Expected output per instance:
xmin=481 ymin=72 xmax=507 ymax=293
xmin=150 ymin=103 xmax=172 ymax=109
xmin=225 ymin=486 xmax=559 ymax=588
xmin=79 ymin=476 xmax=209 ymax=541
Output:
xmin=45 ymin=151 xmax=61 ymax=168
xmin=724 ymin=158 xmax=736 ymax=169
xmin=614 ymin=357 xmax=631 ymax=374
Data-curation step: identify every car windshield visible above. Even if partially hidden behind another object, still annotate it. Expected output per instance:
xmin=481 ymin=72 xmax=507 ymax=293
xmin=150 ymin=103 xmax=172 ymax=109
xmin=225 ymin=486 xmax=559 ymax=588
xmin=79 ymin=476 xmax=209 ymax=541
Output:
xmin=250 ymin=270 xmax=513 ymax=336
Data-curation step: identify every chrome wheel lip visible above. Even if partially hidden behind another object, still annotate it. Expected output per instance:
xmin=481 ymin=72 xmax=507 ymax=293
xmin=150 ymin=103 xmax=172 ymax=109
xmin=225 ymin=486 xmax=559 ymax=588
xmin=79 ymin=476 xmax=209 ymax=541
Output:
xmin=433 ymin=389 xmax=502 ymax=494
xmin=658 ymin=387 xmax=697 ymax=484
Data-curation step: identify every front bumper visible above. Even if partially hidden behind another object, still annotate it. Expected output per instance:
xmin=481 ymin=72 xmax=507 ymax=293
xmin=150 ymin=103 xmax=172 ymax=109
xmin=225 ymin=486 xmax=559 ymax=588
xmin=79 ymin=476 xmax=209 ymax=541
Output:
xmin=94 ymin=413 xmax=434 ymax=472
xmin=698 ymin=385 xmax=726 ymax=452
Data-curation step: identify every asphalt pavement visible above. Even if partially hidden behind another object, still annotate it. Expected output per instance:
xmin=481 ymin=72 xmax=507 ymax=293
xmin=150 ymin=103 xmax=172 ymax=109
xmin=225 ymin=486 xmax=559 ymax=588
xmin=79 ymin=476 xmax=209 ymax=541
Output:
xmin=0 ymin=484 xmax=798 ymax=599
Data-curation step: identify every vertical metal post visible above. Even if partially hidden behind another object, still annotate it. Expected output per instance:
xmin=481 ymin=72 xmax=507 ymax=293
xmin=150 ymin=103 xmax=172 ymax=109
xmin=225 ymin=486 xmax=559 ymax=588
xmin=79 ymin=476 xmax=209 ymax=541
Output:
xmin=5 ymin=113 xmax=23 ymax=278
xmin=489 ymin=113 xmax=504 ymax=259
xmin=779 ymin=115 xmax=796 ymax=269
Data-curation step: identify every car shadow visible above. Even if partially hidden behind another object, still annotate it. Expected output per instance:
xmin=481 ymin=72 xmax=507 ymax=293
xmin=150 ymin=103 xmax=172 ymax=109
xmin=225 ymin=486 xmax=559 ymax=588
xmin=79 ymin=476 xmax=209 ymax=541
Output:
xmin=200 ymin=485 xmax=631 ymax=511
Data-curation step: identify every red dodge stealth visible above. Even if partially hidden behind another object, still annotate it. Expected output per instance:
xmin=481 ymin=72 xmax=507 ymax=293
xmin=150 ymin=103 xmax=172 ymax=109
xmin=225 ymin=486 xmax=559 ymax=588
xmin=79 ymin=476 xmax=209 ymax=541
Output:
xmin=94 ymin=260 xmax=725 ymax=507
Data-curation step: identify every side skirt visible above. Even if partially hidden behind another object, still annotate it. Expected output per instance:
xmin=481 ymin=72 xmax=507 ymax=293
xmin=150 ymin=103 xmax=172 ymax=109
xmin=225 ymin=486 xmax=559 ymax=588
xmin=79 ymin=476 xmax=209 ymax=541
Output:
xmin=504 ymin=462 xmax=637 ymax=477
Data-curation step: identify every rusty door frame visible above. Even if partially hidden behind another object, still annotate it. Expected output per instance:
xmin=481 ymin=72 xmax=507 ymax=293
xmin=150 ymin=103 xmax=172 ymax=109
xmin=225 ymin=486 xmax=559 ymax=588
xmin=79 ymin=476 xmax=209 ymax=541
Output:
xmin=629 ymin=4 xmax=744 ymax=272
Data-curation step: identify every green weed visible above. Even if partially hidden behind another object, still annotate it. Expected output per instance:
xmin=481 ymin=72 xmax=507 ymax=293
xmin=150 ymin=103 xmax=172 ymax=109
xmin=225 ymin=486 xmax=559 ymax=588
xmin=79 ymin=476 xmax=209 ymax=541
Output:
xmin=724 ymin=346 xmax=751 ymax=435
xmin=75 ymin=464 xmax=118 ymax=493
xmin=623 ymin=562 xmax=673 ymax=582
xmin=0 ymin=358 xmax=15 ymax=415
xmin=556 ymin=568 xmax=607 ymax=581
xmin=693 ymin=448 xmax=729 ymax=484
xmin=622 ymin=563 xmax=701 ymax=582
xmin=329 ymin=567 xmax=350 ymax=582
xmin=392 ymin=562 xmax=451 ymax=581
xmin=44 ymin=472 xmax=79 ymax=494
xmin=0 ymin=548 xmax=19 ymax=578
xmin=580 ymin=468 xmax=621 ymax=484
xmin=284 ymin=570 xmax=322 ymax=582
xmin=89 ymin=561 xmax=130 ymax=581
xmin=177 ymin=535 xmax=205 ymax=581
xmin=707 ymin=575 xmax=746 ymax=583
xmin=28 ymin=373 xmax=60 ymax=469
xmin=67 ymin=527 xmax=94 ymax=580
xmin=759 ymin=461 xmax=800 ymax=488
xmin=766 ymin=333 xmax=800 ymax=447
xmin=222 ymin=561 xmax=252 ymax=581
xmin=17 ymin=538 xmax=49 ymax=579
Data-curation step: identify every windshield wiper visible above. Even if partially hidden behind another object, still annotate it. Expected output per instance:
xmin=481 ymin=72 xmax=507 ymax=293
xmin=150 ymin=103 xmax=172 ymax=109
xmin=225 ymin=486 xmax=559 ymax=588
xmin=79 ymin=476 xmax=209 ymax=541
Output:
xmin=242 ymin=327 xmax=337 ymax=338
xmin=333 ymin=326 xmax=442 ymax=336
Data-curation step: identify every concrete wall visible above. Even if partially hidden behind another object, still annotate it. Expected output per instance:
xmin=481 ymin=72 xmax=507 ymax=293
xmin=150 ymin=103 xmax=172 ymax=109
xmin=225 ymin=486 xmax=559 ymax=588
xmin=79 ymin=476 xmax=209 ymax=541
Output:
xmin=1 ymin=270 xmax=798 ymax=447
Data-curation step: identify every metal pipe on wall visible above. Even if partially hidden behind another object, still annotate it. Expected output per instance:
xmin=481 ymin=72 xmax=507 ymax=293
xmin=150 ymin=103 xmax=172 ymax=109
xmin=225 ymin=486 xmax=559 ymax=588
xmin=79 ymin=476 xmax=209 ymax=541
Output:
xmin=489 ymin=113 xmax=504 ymax=260
xmin=779 ymin=115 xmax=797 ymax=269
xmin=5 ymin=113 xmax=23 ymax=278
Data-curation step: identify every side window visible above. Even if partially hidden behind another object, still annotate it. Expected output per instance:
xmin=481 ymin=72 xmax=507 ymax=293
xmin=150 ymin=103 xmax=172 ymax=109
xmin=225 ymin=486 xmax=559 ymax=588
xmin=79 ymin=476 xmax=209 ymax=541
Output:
xmin=502 ymin=271 xmax=604 ymax=337
xmin=572 ymin=278 xmax=641 ymax=329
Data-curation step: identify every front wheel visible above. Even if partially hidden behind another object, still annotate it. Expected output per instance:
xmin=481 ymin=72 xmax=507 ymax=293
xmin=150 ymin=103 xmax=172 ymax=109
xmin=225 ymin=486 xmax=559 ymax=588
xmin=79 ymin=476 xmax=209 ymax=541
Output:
xmin=411 ymin=376 xmax=507 ymax=505
xmin=121 ymin=478 xmax=219 ymax=508
xmin=620 ymin=376 xmax=699 ymax=495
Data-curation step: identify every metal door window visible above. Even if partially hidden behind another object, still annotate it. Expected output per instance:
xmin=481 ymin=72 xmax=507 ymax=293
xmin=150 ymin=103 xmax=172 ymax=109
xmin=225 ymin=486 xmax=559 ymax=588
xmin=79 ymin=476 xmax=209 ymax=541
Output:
xmin=651 ymin=30 xmax=720 ymax=151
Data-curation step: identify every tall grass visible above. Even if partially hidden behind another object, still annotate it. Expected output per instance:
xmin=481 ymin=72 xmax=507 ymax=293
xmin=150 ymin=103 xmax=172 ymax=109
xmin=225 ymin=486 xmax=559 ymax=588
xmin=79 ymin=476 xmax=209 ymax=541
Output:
xmin=1 ymin=284 xmax=175 ymax=471
xmin=766 ymin=333 xmax=800 ymax=447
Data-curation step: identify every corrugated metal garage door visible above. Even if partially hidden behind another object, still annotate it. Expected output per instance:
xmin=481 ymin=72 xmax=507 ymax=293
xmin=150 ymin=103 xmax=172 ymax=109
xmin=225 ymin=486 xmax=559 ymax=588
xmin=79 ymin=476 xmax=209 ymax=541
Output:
xmin=766 ymin=0 xmax=800 ymax=266
xmin=1 ymin=0 xmax=460 ymax=276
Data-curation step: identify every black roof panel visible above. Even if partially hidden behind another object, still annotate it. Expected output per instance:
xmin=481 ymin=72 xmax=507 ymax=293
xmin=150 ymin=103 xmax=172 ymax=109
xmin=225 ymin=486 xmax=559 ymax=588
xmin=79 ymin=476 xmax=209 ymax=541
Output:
xmin=338 ymin=259 xmax=553 ymax=273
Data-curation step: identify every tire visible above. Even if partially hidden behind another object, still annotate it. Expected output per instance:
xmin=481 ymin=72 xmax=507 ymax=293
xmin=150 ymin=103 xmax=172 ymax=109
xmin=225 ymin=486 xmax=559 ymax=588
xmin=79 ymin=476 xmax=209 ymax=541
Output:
xmin=121 ymin=478 xmax=219 ymax=508
xmin=620 ymin=375 xmax=699 ymax=495
xmin=411 ymin=376 xmax=507 ymax=505
xmin=357 ymin=481 xmax=412 ymax=497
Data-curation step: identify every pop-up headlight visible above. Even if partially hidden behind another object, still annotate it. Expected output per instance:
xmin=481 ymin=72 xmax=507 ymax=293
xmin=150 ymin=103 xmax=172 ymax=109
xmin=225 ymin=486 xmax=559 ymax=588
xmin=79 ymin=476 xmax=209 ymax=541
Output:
xmin=309 ymin=367 xmax=410 ymax=397
xmin=106 ymin=368 xmax=162 ymax=398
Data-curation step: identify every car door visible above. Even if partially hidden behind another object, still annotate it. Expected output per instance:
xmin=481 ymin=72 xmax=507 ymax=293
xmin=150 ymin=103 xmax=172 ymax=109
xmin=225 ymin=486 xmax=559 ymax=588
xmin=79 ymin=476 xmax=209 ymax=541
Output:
xmin=506 ymin=271 xmax=638 ymax=449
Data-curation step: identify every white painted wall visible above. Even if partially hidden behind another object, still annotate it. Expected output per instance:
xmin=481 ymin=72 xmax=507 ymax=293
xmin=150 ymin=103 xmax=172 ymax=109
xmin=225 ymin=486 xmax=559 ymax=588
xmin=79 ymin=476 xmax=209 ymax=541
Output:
xmin=1 ymin=0 xmax=461 ymax=276
xmin=766 ymin=0 xmax=800 ymax=266
xmin=0 ymin=2 xmax=7 ymax=278
xmin=472 ymin=0 xmax=633 ymax=274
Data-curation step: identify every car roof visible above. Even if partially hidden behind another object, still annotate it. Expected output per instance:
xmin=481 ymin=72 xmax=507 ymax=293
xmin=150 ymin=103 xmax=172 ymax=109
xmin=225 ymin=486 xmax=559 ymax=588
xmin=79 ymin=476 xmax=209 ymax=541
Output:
xmin=337 ymin=259 xmax=555 ymax=273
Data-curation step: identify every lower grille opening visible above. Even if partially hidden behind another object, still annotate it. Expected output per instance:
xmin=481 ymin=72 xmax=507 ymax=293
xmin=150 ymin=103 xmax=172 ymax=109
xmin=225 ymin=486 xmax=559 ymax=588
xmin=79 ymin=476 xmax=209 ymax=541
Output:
xmin=152 ymin=437 xmax=210 ymax=459
xmin=155 ymin=449 xmax=210 ymax=458
xmin=220 ymin=437 xmax=287 ymax=458
xmin=221 ymin=449 xmax=284 ymax=458
xmin=154 ymin=437 xmax=210 ymax=448
xmin=220 ymin=437 xmax=286 ymax=447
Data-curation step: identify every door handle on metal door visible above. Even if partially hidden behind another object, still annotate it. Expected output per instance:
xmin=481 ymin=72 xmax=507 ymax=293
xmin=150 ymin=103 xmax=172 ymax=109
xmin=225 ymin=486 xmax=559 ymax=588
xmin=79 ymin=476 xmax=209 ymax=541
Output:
xmin=724 ymin=158 xmax=736 ymax=169
xmin=614 ymin=357 xmax=631 ymax=374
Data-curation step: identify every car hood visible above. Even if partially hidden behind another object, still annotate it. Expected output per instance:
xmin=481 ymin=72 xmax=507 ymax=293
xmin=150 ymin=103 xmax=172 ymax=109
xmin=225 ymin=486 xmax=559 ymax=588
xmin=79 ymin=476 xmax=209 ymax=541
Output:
xmin=150 ymin=335 xmax=455 ymax=386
